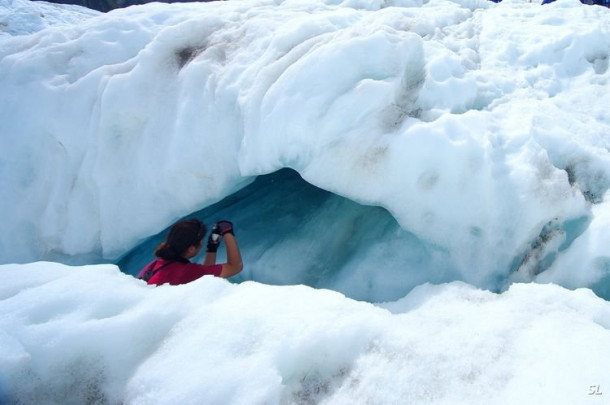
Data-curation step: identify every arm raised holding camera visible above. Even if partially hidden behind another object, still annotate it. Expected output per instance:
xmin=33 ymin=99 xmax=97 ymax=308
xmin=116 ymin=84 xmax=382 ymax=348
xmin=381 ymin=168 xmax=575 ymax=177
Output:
xmin=204 ymin=220 xmax=243 ymax=278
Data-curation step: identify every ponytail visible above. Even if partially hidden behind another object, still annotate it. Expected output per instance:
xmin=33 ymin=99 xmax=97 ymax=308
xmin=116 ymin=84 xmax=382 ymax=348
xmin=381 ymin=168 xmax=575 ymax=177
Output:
xmin=154 ymin=242 xmax=181 ymax=261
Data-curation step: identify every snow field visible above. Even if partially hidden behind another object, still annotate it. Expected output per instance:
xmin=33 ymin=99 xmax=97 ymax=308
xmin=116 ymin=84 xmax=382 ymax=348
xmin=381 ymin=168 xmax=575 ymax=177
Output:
xmin=1 ymin=262 xmax=609 ymax=404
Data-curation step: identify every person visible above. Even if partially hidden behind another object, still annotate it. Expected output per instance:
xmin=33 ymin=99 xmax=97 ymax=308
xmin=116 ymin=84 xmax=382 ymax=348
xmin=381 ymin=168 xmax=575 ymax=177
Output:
xmin=137 ymin=218 xmax=243 ymax=286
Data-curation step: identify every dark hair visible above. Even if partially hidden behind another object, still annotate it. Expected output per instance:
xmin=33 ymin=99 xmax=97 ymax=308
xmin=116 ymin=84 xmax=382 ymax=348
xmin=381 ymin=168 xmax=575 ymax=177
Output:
xmin=155 ymin=218 xmax=207 ymax=260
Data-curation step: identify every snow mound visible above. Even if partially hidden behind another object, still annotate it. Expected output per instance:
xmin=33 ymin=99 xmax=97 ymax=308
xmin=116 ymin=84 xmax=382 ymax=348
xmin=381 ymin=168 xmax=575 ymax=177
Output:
xmin=1 ymin=262 xmax=609 ymax=404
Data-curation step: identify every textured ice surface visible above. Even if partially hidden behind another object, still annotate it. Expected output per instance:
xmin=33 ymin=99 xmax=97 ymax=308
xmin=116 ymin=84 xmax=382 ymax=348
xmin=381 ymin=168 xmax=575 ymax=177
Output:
xmin=2 ymin=0 xmax=610 ymax=298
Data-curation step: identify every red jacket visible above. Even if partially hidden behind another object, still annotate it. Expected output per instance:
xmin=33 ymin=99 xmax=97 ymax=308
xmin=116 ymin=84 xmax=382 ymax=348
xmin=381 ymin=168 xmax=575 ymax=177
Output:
xmin=139 ymin=258 xmax=222 ymax=286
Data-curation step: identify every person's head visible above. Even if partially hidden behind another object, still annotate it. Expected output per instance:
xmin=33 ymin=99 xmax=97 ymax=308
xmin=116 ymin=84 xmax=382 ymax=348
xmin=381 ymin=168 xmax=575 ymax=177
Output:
xmin=155 ymin=218 xmax=207 ymax=260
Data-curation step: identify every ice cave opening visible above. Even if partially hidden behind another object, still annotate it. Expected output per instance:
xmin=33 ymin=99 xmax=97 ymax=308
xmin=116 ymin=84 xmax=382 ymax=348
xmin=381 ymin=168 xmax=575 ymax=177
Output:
xmin=117 ymin=168 xmax=460 ymax=303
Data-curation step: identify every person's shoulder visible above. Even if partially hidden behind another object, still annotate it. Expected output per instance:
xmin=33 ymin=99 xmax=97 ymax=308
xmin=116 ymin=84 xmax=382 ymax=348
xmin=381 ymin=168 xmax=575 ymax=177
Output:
xmin=138 ymin=259 xmax=159 ymax=278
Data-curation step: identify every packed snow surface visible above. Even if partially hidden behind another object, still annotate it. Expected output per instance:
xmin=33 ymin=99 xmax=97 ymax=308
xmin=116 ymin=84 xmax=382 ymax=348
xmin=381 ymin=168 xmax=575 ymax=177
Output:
xmin=0 ymin=0 xmax=100 ymax=35
xmin=1 ymin=262 xmax=610 ymax=404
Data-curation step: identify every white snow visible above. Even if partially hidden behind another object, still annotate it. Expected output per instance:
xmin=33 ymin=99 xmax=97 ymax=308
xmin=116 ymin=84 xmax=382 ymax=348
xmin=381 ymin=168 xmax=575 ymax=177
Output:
xmin=2 ymin=0 xmax=610 ymax=402
xmin=0 ymin=0 xmax=100 ymax=36
xmin=1 ymin=262 xmax=609 ymax=404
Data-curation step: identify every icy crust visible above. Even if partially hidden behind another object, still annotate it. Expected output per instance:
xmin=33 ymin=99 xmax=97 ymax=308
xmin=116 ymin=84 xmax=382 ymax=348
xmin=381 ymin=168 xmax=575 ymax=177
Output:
xmin=0 ymin=0 xmax=100 ymax=36
xmin=1 ymin=0 xmax=610 ymax=291
xmin=1 ymin=262 xmax=609 ymax=404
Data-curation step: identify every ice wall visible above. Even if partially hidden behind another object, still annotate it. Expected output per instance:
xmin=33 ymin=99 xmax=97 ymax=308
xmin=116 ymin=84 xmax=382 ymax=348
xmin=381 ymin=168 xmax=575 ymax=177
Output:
xmin=2 ymin=0 xmax=610 ymax=297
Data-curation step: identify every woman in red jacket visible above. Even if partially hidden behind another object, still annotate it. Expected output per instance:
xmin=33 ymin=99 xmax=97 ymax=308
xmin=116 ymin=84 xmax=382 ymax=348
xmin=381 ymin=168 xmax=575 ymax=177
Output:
xmin=138 ymin=218 xmax=243 ymax=286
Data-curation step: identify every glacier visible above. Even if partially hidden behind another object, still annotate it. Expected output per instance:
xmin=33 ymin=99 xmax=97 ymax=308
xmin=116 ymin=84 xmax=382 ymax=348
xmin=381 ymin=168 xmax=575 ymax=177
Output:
xmin=1 ymin=0 xmax=610 ymax=403
xmin=3 ymin=0 xmax=610 ymax=298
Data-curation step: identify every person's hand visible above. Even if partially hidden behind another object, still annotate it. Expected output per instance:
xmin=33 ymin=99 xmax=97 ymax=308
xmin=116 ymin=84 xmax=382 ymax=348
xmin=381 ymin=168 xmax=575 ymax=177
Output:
xmin=206 ymin=225 xmax=222 ymax=253
xmin=215 ymin=220 xmax=234 ymax=236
